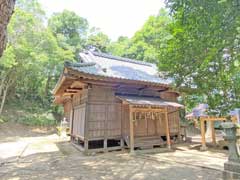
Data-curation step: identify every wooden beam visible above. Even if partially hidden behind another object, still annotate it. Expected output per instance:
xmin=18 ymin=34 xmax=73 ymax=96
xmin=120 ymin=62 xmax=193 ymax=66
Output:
xmin=65 ymin=90 xmax=79 ymax=93
xmin=63 ymin=92 xmax=76 ymax=96
xmin=200 ymin=118 xmax=207 ymax=150
xmin=201 ymin=117 xmax=227 ymax=121
xmin=199 ymin=116 xmax=237 ymax=123
xmin=131 ymin=107 xmax=166 ymax=113
xmin=211 ymin=121 xmax=216 ymax=146
xmin=132 ymin=109 xmax=166 ymax=113
xmin=70 ymin=81 xmax=85 ymax=88
xmin=129 ymin=105 xmax=135 ymax=154
xmin=66 ymin=87 xmax=82 ymax=91
xmin=164 ymin=108 xmax=171 ymax=149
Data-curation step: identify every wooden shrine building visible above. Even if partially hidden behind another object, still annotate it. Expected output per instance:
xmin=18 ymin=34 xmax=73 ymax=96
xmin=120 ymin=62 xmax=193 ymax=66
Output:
xmin=53 ymin=50 xmax=184 ymax=153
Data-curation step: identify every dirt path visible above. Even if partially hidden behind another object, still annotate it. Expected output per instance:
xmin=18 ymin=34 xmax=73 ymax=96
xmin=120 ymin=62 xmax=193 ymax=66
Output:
xmin=0 ymin=122 xmax=227 ymax=180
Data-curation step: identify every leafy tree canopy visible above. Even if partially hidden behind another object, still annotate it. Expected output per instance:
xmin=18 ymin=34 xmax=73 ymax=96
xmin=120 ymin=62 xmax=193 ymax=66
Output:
xmin=1 ymin=0 xmax=240 ymax=120
xmin=109 ymin=2 xmax=240 ymax=114
xmin=162 ymin=0 xmax=240 ymax=113
xmin=86 ymin=28 xmax=111 ymax=52
xmin=48 ymin=10 xmax=89 ymax=60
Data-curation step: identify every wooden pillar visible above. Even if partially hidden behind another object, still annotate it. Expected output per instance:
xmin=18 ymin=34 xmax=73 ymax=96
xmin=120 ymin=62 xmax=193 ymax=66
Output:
xmin=84 ymin=140 xmax=89 ymax=152
xmin=120 ymin=138 xmax=124 ymax=150
xmin=200 ymin=118 xmax=207 ymax=150
xmin=177 ymin=111 xmax=181 ymax=142
xmin=231 ymin=116 xmax=237 ymax=123
xmin=84 ymin=102 xmax=89 ymax=152
xmin=164 ymin=108 xmax=171 ymax=149
xmin=104 ymin=139 xmax=107 ymax=152
xmin=70 ymin=109 xmax=74 ymax=141
xmin=211 ymin=121 xmax=216 ymax=146
xmin=129 ymin=105 xmax=135 ymax=154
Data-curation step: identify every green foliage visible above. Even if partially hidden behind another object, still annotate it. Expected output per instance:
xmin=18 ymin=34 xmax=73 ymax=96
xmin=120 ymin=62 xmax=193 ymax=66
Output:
xmin=108 ymin=36 xmax=131 ymax=56
xmin=2 ymin=6 xmax=73 ymax=106
xmin=162 ymin=0 xmax=240 ymax=114
xmin=0 ymin=1 xmax=74 ymax=121
xmin=109 ymin=2 xmax=240 ymax=114
xmin=129 ymin=9 xmax=172 ymax=63
xmin=18 ymin=113 xmax=57 ymax=126
xmin=0 ymin=1 xmax=112 ymax=124
xmin=109 ymin=9 xmax=171 ymax=63
xmin=1 ymin=0 xmax=239 ymax=122
xmin=48 ymin=10 xmax=89 ymax=59
xmin=1 ymin=99 xmax=58 ymax=126
xmin=87 ymin=28 xmax=111 ymax=52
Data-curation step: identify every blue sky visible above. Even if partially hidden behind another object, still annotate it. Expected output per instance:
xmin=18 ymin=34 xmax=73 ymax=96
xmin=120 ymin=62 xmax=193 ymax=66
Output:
xmin=39 ymin=0 xmax=165 ymax=40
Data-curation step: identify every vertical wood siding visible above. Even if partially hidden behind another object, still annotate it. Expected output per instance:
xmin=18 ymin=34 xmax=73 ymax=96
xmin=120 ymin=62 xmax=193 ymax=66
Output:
xmin=87 ymin=86 xmax=122 ymax=139
xmin=71 ymin=89 xmax=88 ymax=138
xmin=72 ymin=104 xmax=85 ymax=137
xmin=69 ymin=83 xmax=181 ymax=140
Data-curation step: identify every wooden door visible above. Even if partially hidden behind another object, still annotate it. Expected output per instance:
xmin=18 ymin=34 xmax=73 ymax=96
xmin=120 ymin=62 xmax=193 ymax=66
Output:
xmin=134 ymin=118 xmax=148 ymax=137
xmin=147 ymin=119 xmax=156 ymax=136
xmin=134 ymin=112 xmax=163 ymax=137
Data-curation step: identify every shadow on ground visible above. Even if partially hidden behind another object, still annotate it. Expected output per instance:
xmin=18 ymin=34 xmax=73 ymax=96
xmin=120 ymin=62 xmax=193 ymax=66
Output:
xmin=0 ymin=141 xmax=224 ymax=180
xmin=0 ymin=122 xmax=225 ymax=180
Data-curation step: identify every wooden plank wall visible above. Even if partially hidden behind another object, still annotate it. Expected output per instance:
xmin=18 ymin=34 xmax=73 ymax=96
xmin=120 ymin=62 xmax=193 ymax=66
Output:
xmin=123 ymin=110 xmax=179 ymax=137
xmin=121 ymin=91 xmax=180 ymax=138
xmin=72 ymin=104 xmax=85 ymax=137
xmin=70 ymin=84 xmax=180 ymax=140
xmin=71 ymin=89 xmax=88 ymax=138
xmin=87 ymin=86 xmax=122 ymax=139
xmin=160 ymin=92 xmax=180 ymax=135
xmin=168 ymin=107 xmax=180 ymax=135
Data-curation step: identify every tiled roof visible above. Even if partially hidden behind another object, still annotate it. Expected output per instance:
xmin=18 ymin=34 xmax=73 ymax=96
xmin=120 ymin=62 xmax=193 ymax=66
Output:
xmin=65 ymin=51 xmax=173 ymax=85
xmin=116 ymin=95 xmax=184 ymax=108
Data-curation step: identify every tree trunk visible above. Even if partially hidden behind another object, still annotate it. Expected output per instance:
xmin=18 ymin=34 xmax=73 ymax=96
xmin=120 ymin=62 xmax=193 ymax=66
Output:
xmin=0 ymin=82 xmax=9 ymax=115
xmin=0 ymin=0 xmax=15 ymax=57
xmin=0 ymin=76 xmax=5 ymax=96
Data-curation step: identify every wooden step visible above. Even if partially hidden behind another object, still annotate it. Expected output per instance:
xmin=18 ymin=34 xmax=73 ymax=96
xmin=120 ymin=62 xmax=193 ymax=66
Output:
xmin=124 ymin=136 xmax=166 ymax=149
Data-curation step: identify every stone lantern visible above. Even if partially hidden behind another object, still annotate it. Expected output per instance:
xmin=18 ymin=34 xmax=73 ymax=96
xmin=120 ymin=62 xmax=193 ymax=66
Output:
xmin=221 ymin=122 xmax=240 ymax=179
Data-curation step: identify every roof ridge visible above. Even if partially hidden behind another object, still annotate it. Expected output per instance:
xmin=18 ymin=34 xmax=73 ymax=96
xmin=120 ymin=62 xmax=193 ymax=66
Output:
xmin=64 ymin=61 xmax=96 ymax=68
xmin=87 ymin=51 xmax=155 ymax=67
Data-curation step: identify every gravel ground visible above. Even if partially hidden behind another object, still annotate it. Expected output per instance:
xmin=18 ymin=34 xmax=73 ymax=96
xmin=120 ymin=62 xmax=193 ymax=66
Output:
xmin=0 ymin=122 xmax=227 ymax=180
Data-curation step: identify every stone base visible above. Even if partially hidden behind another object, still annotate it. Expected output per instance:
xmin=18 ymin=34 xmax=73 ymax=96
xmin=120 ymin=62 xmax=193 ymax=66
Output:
xmin=224 ymin=161 xmax=240 ymax=173
xmin=223 ymin=170 xmax=240 ymax=180
xmin=223 ymin=161 xmax=240 ymax=180
xmin=200 ymin=145 xmax=208 ymax=151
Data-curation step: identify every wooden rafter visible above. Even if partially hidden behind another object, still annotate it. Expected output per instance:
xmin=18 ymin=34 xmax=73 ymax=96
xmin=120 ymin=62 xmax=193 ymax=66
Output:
xmin=65 ymin=88 xmax=82 ymax=93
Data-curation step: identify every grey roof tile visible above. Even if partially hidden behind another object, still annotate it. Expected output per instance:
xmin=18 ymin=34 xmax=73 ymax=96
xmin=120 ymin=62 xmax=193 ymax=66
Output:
xmin=116 ymin=95 xmax=184 ymax=107
xmin=66 ymin=51 xmax=173 ymax=85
